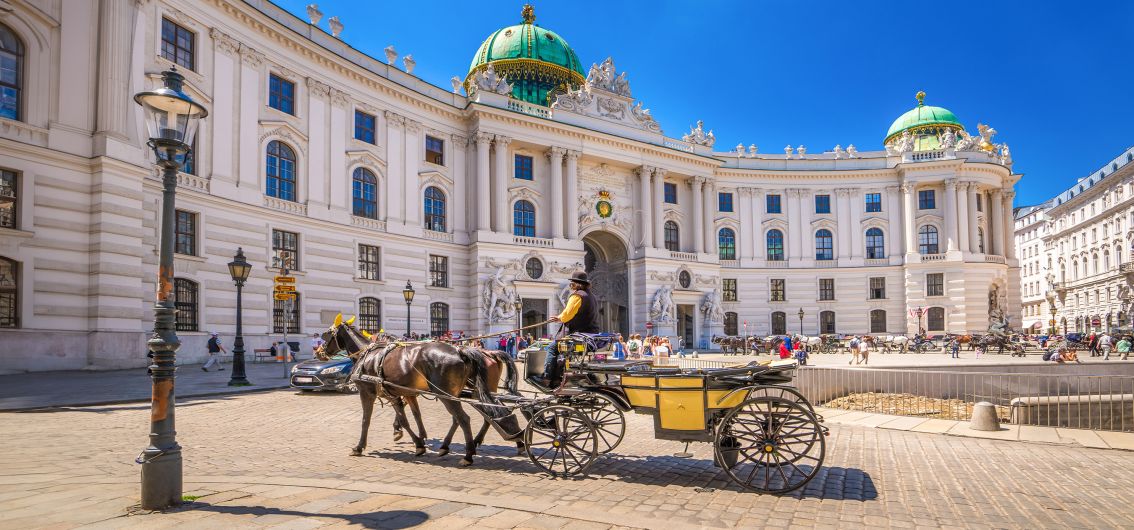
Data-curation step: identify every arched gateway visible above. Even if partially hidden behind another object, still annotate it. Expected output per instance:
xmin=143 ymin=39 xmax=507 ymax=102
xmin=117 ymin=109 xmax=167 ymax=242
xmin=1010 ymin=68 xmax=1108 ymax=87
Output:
xmin=582 ymin=231 xmax=629 ymax=337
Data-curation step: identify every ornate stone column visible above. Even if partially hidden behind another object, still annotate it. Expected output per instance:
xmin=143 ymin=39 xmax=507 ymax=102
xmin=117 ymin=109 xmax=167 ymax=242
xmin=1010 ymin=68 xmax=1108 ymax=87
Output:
xmin=703 ymin=180 xmax=716 ymax=254
xmin=691 ymin=176 xmax=705 ymax=254
xmin=328 ymin=89 xmax=350 ymax=213
xmin=652 ymin=168 xmax=667 ymax=249
xmin=452 ymin=134 xmax=469 ymax=233
xmin=944 ymin=179 xmax=959 ymax=253
xmin=1003 ymin=190 xmax=1016 ymax=260
xmin=956 ymin=181 xmax=971 ymax=253
xmin=475 ymin=132 xmax=492 ymax=231
xmin=835 ymin=188 xmax=852 ymax=260
xmin=208 ymin=29 xmax=239 ymax=184
xmin=885 ymin=185 xmax=902 ymax=257
xmin=493 ymin=135 xmax=512 ymax=233
xmin=848 ymin=189 xmax=863 ymax=259
xmin=637 ymin=166 xmax=653 ymax=248
xmin=968 ymin=184 xmax=980 ymax=253
xmin=990 ymin=188 xmax=1003 ymax=255
xmin=901 ymin=183 xmax=916 ymax=256
xmin=403 ymin=120 xmax=423 ymax=226
xmin=565 ymin=150 xmax=581 ymax=240
xmin=547 ymin=147 xmax=566 ymax=239
xmin=751 ymin=188 xmax=765 ymax=260
xmin=237 ymin=46 xmax=265 ymax=191
xmin=384 ymin=111 xmax=406 ymax=224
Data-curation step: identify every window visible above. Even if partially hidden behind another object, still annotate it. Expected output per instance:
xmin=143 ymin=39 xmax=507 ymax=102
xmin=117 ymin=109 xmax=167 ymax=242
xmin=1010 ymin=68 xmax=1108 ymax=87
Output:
xmin=770 ymin=279 xmax=785 ymax=302
xmin=663 ymin=221 xmax=680 ymax=251
xmin=664 ymin=182 xmax=677 ymax=204
xmin=352 ymin=168 xmax=378 ymax=219
xmin=273 ymin=292 xmax=300 ymax=334
xmin=820 ymin=311 xmax=836 ymax=334
xmin=513 ymin=200 xmax=536 ymax=237
xmin=918 ymin=225 xmax=939 ymax=254
xmin=927 ymin=307 xmax=945 ymax=332
xmin=268 ymin=74 xmax=295 ymax=114
xmin=0 ymin=257 xmax=15 ymax=327
xmin=927 ymin=273 xmax=944 ymax=296
xmin=865 ymin=228 xmax=885 ymax=259
xmin=173 ymin=278 xmax=198 ymax=332
xmin=718 ymin=228 xmax=736 ymax=260
xmin=358 ymin=297 xmax=381 ymax=334
xmin=869 ymin=310 xmax=886 ymax=333
xmin=358 ymin=244 xmax=380 ymax=280
xmin=514 ymin=154 xmax=533 ymax=180
xmin=266 ymin=141 xmax=297 ymax=201
xmin=0 ymin=23 xmax=23 ymax=120
xmin=430 ymin=302 xmax=449 ymax=337
xmin=724 ymin=312 xmax=738 ymax=336
xmin=722 ymin=279 xmax=737 ymax=302
xmin=161 ymin=18 xmax=195 ymax=70
xmin=354 ymin=111 xmax=376 ymax=144
xmin=766 ymin=194 xmax=782 ymax=214
xmin=814 ymin=194 xmax=831 ymax=214
xmin=766 ymin=229 xmax=785 ymax=261
xmin=865 ymin=193 xmax=882 ymax=213
xmin=818 ymin=278 xmax=835 ymax=301
xmin=272 ymin=229 xmax=298 ymax=270
xmin=771 ymin=311 xmax=786 ymax=335
xmin=525 ymin=258 xmax=543 ymax=279
xmin=424 ymin=186 xmax=446 ymax=232
xmin=719 ymin=192 xmax=734 ymax=212
xmin=429 ymin=255 xmax=448 ymax=288
xmin=868 ymin=277 xmax=886 ymax=300
xmin=815 ymin=229 xmax=833 ymax=260
xmin=174 ymin=210 xmax=196 ymax=256
xmin=0 ymin=169 xmax=13 ymax=229
xmin=425 ymin=136 xmax=444 ymax=165
xmin=918 ymin=189 xmax=936 ymax=210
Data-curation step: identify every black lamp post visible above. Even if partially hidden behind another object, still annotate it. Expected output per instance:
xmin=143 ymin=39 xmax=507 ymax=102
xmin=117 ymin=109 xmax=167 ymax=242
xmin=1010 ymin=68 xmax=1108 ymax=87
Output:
xmin=915 ymin=306 xmax=926 ymax=335
xmin=227 ymin=248 xmax=252 ymax=387
xmin=402 ymin=281 xmax=416 ymax=337
xmin=134 ymin=66 xmax=208 ymax=510
xmin=797 ymin=308 xmax=805 ymax=336
xmin=1049 ymin=304 xmax=1058 ymax=336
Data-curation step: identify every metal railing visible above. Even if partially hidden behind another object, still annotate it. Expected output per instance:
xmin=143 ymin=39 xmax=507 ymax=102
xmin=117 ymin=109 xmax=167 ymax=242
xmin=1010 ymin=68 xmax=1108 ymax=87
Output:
xmin=653 ymin=356 xmax=738 ymax=370
xmin=793 ymin=367 xmax=1134 ymax=432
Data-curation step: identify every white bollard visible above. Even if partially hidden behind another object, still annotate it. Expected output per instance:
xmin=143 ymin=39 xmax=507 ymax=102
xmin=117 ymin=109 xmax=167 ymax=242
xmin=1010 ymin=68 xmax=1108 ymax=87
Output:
xmin=970 ymin=401 xmax=1001 ymax=431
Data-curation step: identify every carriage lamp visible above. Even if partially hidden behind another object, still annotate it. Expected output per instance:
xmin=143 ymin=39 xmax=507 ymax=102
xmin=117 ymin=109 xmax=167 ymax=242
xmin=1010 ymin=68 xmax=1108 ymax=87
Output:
xmin=134 ymin=66 xmax=208 ymax=511
xmin=227 ymin=248 xmax=251 ymax=388
xmin=403 ymin=281 xmax=415 ymax=336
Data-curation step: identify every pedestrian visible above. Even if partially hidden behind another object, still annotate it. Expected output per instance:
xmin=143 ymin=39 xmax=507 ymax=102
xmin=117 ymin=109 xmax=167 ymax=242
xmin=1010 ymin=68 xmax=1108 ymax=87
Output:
xmin=778 ymin=340 xmax=791 ymax=359
xmin=1099 ymin=332 xmax=1113 ymax=360
xmin=612 ymin=334 xmax=627 ymax=360
xmin=950 ymin=338 xmax=960 ymax=359
xmin=310 ymin=332 xmax=324 ymax=356
xmin=1088 ymin=332 xmax=1099 ymax=357
xmin=627 ymin=334 xmax=642 ymax=359
xmin=498 ymin=335 xmax=508 ymax=352
xmin=655 ymin=338 xmax=671 ymax=358
xmin=506 ymin=333 xmax=516 ymax=359
xmin=203 ymin=332 xmax=226 ymax=371
xmin=1119 ymin=336 xmax=1132 ymax=360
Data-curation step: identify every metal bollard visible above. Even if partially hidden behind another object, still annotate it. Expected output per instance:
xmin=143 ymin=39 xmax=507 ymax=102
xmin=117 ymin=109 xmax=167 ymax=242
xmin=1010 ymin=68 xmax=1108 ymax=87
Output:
xmin=970 ymin=401 xmax=1001 ymax=431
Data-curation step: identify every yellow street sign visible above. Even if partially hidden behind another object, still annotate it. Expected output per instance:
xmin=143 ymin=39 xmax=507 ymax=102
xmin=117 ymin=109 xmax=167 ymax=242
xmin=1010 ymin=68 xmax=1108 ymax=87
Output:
xmin=273 ymin=276 xmax=295 ymax=283
xmin=274 ymin=293 xmax=296 ymax=301
xmin=274 ymin=285 xmax=296 ymax=292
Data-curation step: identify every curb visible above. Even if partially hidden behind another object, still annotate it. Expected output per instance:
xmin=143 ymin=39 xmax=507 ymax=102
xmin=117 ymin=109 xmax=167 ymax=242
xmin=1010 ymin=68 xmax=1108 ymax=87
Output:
xmin=1 ymin=383 xmax=293 ymax=413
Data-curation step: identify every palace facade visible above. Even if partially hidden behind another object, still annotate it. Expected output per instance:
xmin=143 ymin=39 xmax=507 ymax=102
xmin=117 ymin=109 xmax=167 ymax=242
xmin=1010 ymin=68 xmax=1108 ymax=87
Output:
xmin=0 ymin=1 xmax=1020 ymax=371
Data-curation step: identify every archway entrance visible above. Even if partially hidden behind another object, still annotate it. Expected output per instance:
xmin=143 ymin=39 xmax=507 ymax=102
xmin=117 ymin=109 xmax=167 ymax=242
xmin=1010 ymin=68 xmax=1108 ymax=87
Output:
xmin=583 ymin=231 xmax=629 ymax=337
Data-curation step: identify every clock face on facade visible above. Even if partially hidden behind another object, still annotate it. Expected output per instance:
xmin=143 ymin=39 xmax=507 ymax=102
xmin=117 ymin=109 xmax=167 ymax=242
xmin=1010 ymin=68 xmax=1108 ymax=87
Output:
xmin=679 ymin=270 xmax=691 ymax=289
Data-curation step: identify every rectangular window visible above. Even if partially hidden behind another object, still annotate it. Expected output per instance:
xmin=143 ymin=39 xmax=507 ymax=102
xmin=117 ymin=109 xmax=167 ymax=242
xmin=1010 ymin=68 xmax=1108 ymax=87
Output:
xmin=927 ymin=273 xmax=944 ymax=297
xmin=664 ymin=182 xmax=677 ymax=204
xmin=770 ymin=279 xmax=786 ymax=302
xmin=820 ymin=311 xmax=836 ymax=334
xmin=0 ymin=258 xmax=16 ymax=327
xmin=429 ymin=255 xmax=449 ymax=288
xmin=865 ymin=193 xmax=882 ymax=212
xmin=273 ymin=292 xmax=300 ymax=334
xmin=869 ymin=277 xmax=886 ymax=300
xmin=722 ymin=279 xmax=737 ymax=302
xmin=818 ymin=278 xmax=835 ymax=301
xmin=0 ymin=169 xmax=16 ymax=229
xmin=766 ymin=194 xmax=782 ymax=214
xmin=268 ymin=74 xmax=295 ymax=114
xmin=719 ymin=192 xmax=734 ymax=212
xmin=354 ymin=111 xmax=376 ymax=144
xmin=182 ymin=138 xmax=197 ymax=176
xmin=358 ymin=244 xmax=380 ymax=280
xmin=814 ymin=194 xmax=831 ymax=214
xmin=918 ymin=189 xmax=935 ymax=210
xmin=161 ymin=18 xmax=195 ymax=71
xmin=174 ymin=210 xmax=196 ymax=256
xmin=425 ymin=136 xmax=444 ymax=165
xmin=173 ymin=279 xmax=198 ymax=332
xmin=272 ymin=229 xmax=299 ymax=270
xmin=514 ymin=154 xmax=533 ymax=180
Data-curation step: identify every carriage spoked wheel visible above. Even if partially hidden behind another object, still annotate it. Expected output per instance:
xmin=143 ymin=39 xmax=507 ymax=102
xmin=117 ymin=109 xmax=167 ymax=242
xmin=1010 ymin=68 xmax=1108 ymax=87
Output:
xmin=745 ymin=385 xmax=815 ymax=415
xmin=569 ymin=393 xmax=626 ymax=454
xmin=714 ymin=396 xmax=825 ymax=494
xmin=524 ymin=405 xmax=599 ymax=478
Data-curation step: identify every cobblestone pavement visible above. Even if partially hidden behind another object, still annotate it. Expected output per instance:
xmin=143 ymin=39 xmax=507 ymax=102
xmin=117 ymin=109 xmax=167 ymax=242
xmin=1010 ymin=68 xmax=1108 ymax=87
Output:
xmin=3 ymin=390 xmax=1134 ymax=529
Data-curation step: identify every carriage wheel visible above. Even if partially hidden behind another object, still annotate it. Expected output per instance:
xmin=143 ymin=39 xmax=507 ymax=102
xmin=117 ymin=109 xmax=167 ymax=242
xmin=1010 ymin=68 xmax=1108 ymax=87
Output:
xmin=745 ymin=385 xmax=815 ymax=414
xmin=570 ymin=393 xmax=626 ymax=454
xmin=524 ymin=405 xmax=599 ymax=477
xmin=714 ymin=396 xmax=825 ymax=494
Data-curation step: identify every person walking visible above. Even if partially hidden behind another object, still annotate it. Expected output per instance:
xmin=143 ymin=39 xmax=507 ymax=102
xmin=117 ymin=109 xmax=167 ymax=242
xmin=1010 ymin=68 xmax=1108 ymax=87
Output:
xmin=1119 ymin=335 xmax=1132 ymax=360
xmin=1100 ymin=332 xmax=1113 ymax=360
xmin=1088 ymin=332 xmax=1099 ymax=357
xmin=627 ymin=334 xmax=642 ymax=359
xmin=949 ymin=337 xmax=960 ymax=359
xmin=612 ymin=334 xmax=627 ymax=360
xmin=506 ymin=333 xmax=517 ymax=360
xmin=203 ymin=332 xmax=226 ymax=371
xmin=655 ymin=338 xmax=672 ymax=358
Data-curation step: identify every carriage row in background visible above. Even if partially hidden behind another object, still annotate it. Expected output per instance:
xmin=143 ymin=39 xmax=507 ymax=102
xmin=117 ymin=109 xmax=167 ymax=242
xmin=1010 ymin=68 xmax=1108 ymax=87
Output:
xmin=710 ymin=333 xmax=1030 ymax=356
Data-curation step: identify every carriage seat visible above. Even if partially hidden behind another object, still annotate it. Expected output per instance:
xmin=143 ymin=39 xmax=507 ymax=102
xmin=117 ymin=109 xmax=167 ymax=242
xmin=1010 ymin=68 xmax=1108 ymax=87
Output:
xmin=577 ymin=360 xmax=652 ymax=373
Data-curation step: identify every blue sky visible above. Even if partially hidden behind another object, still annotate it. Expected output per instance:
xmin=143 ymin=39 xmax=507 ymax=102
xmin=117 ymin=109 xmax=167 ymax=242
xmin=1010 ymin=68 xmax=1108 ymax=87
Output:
xmin=275 ymin=0 xmax=1134 ymax=207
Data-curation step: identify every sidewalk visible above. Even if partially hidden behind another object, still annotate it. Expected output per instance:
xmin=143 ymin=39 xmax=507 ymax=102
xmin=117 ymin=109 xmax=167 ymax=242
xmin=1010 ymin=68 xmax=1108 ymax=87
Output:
xmin=0 ymin=361 xmax=296 ymax=411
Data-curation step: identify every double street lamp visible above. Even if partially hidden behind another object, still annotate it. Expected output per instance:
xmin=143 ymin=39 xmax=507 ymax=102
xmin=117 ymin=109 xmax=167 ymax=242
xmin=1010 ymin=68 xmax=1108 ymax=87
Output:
xmin=227 ymin=248 xmax=252 ymax=387
xmin=134 ymin=66 xmax=208 ymax=510
xmin=402 ymin=281 xmax=416 ymax=337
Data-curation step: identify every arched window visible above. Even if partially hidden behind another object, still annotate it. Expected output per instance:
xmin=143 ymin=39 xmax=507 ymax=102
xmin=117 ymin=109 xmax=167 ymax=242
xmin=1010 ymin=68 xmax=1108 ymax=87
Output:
xmin=1092 ymin=254 xmax=1099 ymax=275
xmin=977 ymin=227 xmax=985 ymax=253
xmin=0 ymin=24 xmax=23 ymax=121
xmin=718 ymin=228 xmax=736 ymax=260
xmin=513 ymin=200 xmax=535 ymax=237
xmin=173 ymin=278 xmax=198 ymax=332
xmin=1115 ymin=244 xmax=1123 ymax=266
xmin=814 ymin=229 xmax=833 ymax=260
xmin=664 ymin=221 xmax=680 ymax=251
xmin=771 ymin=311 xmax=786 ymax=335
xmin=424 ymin=186 xmax=447 ymax=232
xmin=266 ymin=141 xmax=297 ymax=201
xmin=927 ymin=307 xmax=945 ymax=332
xmin=430 ymin=302 xmax=449 ymax=337
xmin=0 ymin=256 xmax=17 ymax=328
xmin=723 ymin=312 xmax=738 ymax=336
xmin=869 ymin=309 xmax=886 ymax=333
xmin=351 ymin=168 xmax=378 ymax=219
xmin=1104 ymin=251 xmax=1111 ymax=272
xmin=918 ymin=225 xmax=939 ymax=254
xmin=358 ymin=297 xmax=381 ymax=334
xmin=1072 ymin=260 xmax=1079 ymax=280
xmin=819 ymin=310 xmax=836 ymax=334
xmin=865 ymin=228 xmax=885 ymax=259
xmin=766 ymin=229 xmax=785 ymax=261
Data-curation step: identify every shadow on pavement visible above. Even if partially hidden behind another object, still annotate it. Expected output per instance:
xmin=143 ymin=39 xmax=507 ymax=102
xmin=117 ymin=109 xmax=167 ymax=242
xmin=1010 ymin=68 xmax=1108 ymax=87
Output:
xmin=169 ymin=502 xmax=429 ymax=529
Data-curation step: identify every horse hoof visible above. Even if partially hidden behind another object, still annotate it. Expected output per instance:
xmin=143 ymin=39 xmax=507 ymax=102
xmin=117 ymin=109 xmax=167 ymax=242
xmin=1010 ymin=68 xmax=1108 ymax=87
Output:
xmin=414 ymin=447 xmax=427 ymax=457
xmin=516 ymin=448 xmax=525 ymax=456
xmin=393 ymin=431 xmax=404 ymax=442
xmin=350 ymin=448 xmax=363 ymax=457
xmin=459 ymin=458 xmax=473 ymax=467
xmin=437 ymin=447 xmax=450 ymax=457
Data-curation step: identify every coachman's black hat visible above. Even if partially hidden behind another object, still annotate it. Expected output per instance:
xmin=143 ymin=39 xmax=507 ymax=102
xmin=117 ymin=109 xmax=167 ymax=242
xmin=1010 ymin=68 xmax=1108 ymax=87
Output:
xmin=569 ymin=271 xmax=591 ymax=285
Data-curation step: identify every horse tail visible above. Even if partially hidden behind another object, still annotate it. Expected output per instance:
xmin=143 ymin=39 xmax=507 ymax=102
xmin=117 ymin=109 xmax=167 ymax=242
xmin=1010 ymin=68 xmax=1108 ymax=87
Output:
xmin=459 ymin=347 xmax=509 ymax=420
xmin=493 ymin=350 xmax=519 ymax=396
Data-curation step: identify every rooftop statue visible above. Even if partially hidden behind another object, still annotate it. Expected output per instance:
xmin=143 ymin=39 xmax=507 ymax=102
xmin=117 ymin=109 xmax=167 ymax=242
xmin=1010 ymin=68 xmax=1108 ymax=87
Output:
xmin=586 ymin=57 xmax=632 ymax=98
xmin=472 ymin=64 xmax=513 ymax=96
xmin=682 ymin=120 xmax=715 ymax=147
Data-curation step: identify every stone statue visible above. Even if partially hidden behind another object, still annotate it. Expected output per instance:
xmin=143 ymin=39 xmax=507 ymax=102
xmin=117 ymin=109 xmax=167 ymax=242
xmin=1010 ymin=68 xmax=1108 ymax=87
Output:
xmin=955 ymin=130 xmax=978 ymax=151
xmin=584 ymin=57 xmax=632 ymax=97
xmin=796 ymin=145 xmax=806 ymax=158
xmin=784 ymin=145 xmax=793 ymax=159
xmin=305 ymin=4 xmax=323 ymax=25
xmin=736 ymin=143 xmax=745 ymax=157
xmin=450 ymin=76 xmax=462 ymax=94
xmin=473 ymin=64 xmax=512 ymax=96
xmin=748 ymin=144 xmax=758 ymax=157
xmin=556 ymin=280 xmax=573 ymax=310
xmin=833 ymin=145 xmax=844 ymax=159
xmin=384 ymin=45 xmax=397 ymax=65
xmin=483 ymin=267 xmax=516 ymax=323
xmin=940 ymin=128 xmax=956 ymax=149
xmin=402 ymin=54 xmax=415 ymax=74
xmin=327 ymin=16 xmax=343 ymax=38
xmin=895 ymin=130 xmax=914 ymax=153
xmin=1000 ymin=143 xmax=1012 ymax=165
xmin=987 ymin=285 xmax=1010 ymax=335
xmin=682 ymin=120 xmax=715 ymax=147
xmin=976 ymin=123 xmax=998 ymax=153
xmin=649 ymin=285 xmax=676 ymax=323
xmin=846 ymin=144 xmax=858 ymax=158
xmin=701 ymin=288 xmax=725 ymax=323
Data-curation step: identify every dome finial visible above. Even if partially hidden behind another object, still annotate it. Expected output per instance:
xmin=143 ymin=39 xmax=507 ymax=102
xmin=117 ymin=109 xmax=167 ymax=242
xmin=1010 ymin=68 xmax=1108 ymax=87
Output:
xmin=521 ymin=4 xmax=535 ymax=24
xmin=916 ymin=90 xmax=926 ymax=107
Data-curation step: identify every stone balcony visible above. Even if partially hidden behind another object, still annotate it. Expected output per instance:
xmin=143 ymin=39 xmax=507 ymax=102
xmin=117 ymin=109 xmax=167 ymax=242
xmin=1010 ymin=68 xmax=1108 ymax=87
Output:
xmin=512 ymin=235 xmax=553 ymax=248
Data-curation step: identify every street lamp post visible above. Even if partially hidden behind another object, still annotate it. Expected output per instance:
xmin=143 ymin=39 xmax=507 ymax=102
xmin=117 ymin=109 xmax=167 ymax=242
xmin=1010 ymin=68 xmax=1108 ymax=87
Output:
xmin=133 ymin=66 xmax=208 ymax=510
xmin=1050 ymin=305 xmax=1058 ymax=336
xmin=514 ymin=294 xmax=523 ymax=357
xmin=915 ymin=306 xmax=926 ymax=335
xmin=797 ymin=308 xmax=805 ymax=336
xmin=227 ymin=248 xmax=252 ymax=387
xmin=402 ymin=281 xmax=416 ymax=338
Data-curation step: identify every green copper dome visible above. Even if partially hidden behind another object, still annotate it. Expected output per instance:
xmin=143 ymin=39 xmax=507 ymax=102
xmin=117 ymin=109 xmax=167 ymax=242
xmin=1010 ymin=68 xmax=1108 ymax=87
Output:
xmin=884 ymin=91 xmax=965 ymax=148
xmin=466 ymin=5 xmax=585 ymax=106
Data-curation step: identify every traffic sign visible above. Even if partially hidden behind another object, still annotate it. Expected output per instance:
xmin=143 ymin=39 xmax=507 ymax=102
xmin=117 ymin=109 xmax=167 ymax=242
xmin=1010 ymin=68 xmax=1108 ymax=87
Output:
xmin=273 ymin=293 xmax=295 ymax=301
xmin=273 ymin=276 xmax=295 ymax=283
xmin=273 ymin=285 xmax=296 ymax=292
xmin=645 ymin=321 xmax=654 ymax=329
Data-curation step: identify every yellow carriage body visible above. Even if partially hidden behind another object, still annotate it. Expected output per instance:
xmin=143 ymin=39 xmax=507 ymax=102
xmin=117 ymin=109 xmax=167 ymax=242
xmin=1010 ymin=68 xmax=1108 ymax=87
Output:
xmin=620 ymin=373 xmax=749 ymax=441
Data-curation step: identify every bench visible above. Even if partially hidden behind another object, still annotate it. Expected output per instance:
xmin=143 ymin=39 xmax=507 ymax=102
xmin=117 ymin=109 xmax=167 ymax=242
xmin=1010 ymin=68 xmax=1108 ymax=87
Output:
xmin=253 ymin=348 xmax=274 ymax=362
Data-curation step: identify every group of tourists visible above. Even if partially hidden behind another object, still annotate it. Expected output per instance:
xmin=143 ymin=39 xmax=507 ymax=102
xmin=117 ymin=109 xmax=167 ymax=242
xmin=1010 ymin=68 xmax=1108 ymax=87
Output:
xmin=1083 ymin=332 xmax=1132 ymax=361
